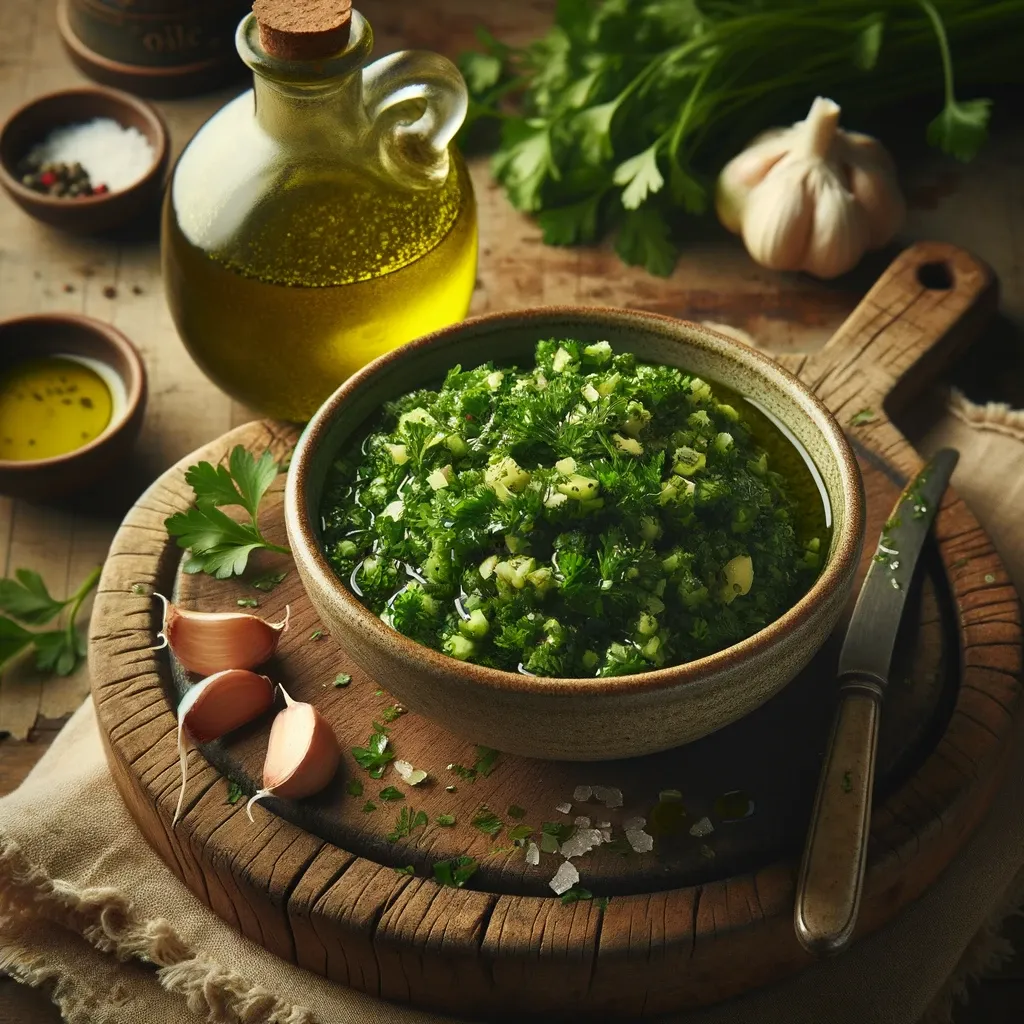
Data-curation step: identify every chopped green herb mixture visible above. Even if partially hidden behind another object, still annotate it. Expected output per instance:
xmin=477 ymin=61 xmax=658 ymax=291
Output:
xmin=322 ymin=340 xmax=824 ymax=677
xmin=388 ymin=807 xmax=429 ymax=843
xmin=352 ymin=728 xmax=395 ymax=779
xmin=334 ymin=672 xmax=352 ymax=688
xmin=433 ymin=856 xmax=479 ymax=888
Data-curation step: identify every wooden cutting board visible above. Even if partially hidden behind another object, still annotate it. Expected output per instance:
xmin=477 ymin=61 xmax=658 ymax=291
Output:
xmin=90 ymin=242 xmax=1023 ymax=1019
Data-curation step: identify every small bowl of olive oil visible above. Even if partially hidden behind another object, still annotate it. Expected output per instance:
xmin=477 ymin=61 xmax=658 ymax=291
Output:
xmin=0 ymin=314 xmax=146 ymax=501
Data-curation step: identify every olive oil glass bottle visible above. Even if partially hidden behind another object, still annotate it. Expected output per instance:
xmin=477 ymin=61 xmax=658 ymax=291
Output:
xmin=163 ymin=9 xmax=478 ymax=420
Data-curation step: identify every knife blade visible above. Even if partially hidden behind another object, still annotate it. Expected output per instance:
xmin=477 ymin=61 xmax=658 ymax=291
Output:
xmin=794 ymin=447 xmax=959 ymax=956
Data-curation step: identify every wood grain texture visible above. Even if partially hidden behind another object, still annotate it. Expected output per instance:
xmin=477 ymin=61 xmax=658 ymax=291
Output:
xmin=88 ymin=244 xmax=1024 ymax=1018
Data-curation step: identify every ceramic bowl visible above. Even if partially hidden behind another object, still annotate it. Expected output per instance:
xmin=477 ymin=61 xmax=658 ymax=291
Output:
xmin=0 ymin=87 xmax=169 ymax=234
xmin=0 ymin=314 xmax=147 ymax=502
xmin=286 ymin=308 xmax=865 ymax=760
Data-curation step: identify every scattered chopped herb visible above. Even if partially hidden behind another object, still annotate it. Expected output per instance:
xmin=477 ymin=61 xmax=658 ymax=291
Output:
xmin=0 ymin=566 xmax=101 ymax=677
xmin=474 ymin=746 xmax=499 ymax=777
xmin=362 ymin=800 xmax=377 ymax=813
xmin=387 ymin=807 xmax=429 ymax=843
xmin=374 ymin=688 xmax=385 ymax=696
xmin=251 ymin=570 xmax=287 ymax=592
xmin=379 ymin=786 xmax=405 ymax=802
xmin=985 ymin=573 xmax=996 ymax=584
xmin=131 ymin=583 xmax=147 ymax=596
xmin=351 ymin=729 xmax=395 ymax=779
xmin=334 ymin=672 xmax=352 ymax=688
xmin=237 ymin=597 xmax=260 ymax=608
xmin=346 ymin=779 xmax=363 ymax=797
xmin=508 ymin=823 xmax=533 ymax=844
xmin=472 ymin=807 xmax=504 ymax=837
xmin=433 ymin=855 xmax=479 ymax=888
xmin=841 ymin=770 xmax=853 ymax=793
xmin=594 ymin=896 xmax=610 ymax=910
xmin=310 ymin=629 xmax=324 ymax=641
xmin=540 ymin=820 xmax=575 ymax=852
xmin=952 ymin=557 xmax=970 ymax=569
xmin=560 ymin=884 xmax=593 ymax=905
xmin=395 ymin=865 xmax=416 ymax=876
xmin=164 ymin=446 xmax=290 ymax=578
xmin=226 ymin=780 xmax=244 ymax=805
xmin=507 ymin=804 xmax=526 ymax=819
xmin=448 ymin=762 xmax=477 ymax=782
xmin=437 ymin=813 xmax=457 ymax=826
xmin=381 ymin=703 xmax=406 ymax=722
xmin=848 ymin=408 xmax=877 ymax=427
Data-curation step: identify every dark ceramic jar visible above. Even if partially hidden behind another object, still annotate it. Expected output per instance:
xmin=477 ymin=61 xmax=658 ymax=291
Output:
xmin=57 ymin=0 xmax=251 ymax=97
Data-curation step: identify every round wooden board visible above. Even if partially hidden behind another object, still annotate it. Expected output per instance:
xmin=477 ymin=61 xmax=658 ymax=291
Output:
xmin=90 ymin=244 xmax=1023 ymax=1018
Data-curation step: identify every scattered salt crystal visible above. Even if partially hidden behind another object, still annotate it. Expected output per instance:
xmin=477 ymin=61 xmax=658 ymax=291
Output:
xmin=574 ymin=815 xmax=591 ymax=828
xmin=549 ymin=860 xmax=579 ymax=895
xmin=599 ymin=828 xmax=612 ymax=843
xmin=689 ymin=816 xmax=714 ymax=838
xmin=593 ymin=786 xmax=623 ymax=808
xmin=393 ymin=760 xmax=427 ymax=785
xmin=526 ymin=841 xmax=540 ymax=866
xmin=573 ymin=785 xmax=593 ymax=802
xmin=555 ymin=801 xmax=572 ymax=814
xmin=27 ymin=118 xmax=155 ymax=193
xmin=560 ymin=828 xmax=605 ymax=860
xmin=622 ymin=816 xmax=646 ymax=831
xmin=597 ymin=821 xmax=611 ymax=829
xmin=625 ymin=828 xmax=654 ymax=853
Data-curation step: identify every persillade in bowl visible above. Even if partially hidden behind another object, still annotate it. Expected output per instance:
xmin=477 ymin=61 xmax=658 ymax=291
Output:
xmin=286 ymin=308 xmax=864 ymax=760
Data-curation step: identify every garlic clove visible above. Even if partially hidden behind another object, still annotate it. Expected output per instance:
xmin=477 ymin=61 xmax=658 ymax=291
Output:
xmin=246 ymin=684 xmax=340 ymax=820
xmin=173 ymin=668 xmax=276 ymax=826
xmin=802 ymin=170 xmax=871 ymax=280
xmin=715 ymin=131 xmax=790 ymax=232
xmin=839 ymin=135 xmax=905 ymax=248
xmin=739 ymin=160 xmax=815 ymax=272
xmin=154 ymin=593 xmax=289 ymax=676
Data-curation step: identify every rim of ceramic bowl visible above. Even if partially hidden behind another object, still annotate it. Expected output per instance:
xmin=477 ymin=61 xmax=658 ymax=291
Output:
xmin=287 ymin=306 xmax=865 ymax=698
xmin=0 ymin=85 xmax=169 ymax=210
xmin=0 ymin=313 xmax=147 ymax=472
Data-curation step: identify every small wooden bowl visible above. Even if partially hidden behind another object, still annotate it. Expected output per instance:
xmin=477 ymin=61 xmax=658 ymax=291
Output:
xmin=286 ymin=308 xmax=866 ymax=760
xmin=0 ymin=315 xmax=147 ymax=502
xmin=0 ymin=87 xmax=169 ymax=234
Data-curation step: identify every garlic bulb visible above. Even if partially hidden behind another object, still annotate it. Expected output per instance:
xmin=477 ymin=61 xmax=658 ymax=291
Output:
xmin=716 ymin=97 xmax=905 ymax=279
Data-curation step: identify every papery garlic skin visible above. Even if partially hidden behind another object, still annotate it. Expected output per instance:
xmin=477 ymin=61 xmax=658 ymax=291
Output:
xmin=716 ymin=97 xmax=905 ymax=279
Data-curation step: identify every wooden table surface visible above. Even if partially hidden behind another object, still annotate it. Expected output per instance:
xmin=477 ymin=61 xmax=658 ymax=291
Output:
xmin=1 ymin=1 xmax=1022 ymax=1021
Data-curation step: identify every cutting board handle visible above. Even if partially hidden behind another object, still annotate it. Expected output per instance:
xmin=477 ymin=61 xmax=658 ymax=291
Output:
xmin=779 ymin=241 xmax=998 ymax=475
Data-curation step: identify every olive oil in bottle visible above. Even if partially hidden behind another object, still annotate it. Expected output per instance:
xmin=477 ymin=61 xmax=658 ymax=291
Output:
xmin=162 ymin=5 xmax=478 ymax=421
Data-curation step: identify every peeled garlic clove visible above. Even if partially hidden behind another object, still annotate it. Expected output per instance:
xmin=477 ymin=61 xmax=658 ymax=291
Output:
xmin=173 ymin=669 xmax=276 ymax=826
xmin=154 ymin=593 xmax=289 ymax=676
xmin=246 ymin=685 xmax=340 ymax=820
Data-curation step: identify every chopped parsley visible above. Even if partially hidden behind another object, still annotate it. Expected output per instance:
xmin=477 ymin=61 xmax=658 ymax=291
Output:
xmin=561 ymin=884 xmax=593 ymax=904
xmin=437 ymin=813 xmax=457 ymax=826
xmin=334 ymin=672 xmax=352 ymax=687
xmin=841 ymin=771 xmax=853 ymax=793
xmin=237 ymin=597 xmax=259 ymax=608
xmin=380 ymin=703 xmax=406 ymax=722
xmin=394 ymin=865 xmax=416 ymax=876
xmin=310 ymin=629 xmax=324 ymax=641
xmin=508 ymin=824 xmax=533 ymax=844
xmin=362 ymin=800 xmax=377 ymax=813
xmin=507 ymin=804 xmax=526 ymax=819
xmin=346 ymin=779 xmax=363 ymax=797
xmin=226 ymin=780 xmax=244 ymax=805
xmin=447 ymin=746 xmax=500 ymax=783
xmin=433 ymin=856 xmax=479 ymax=888
xmin=351 ymin=729 xmax=395 ymax=779
xmin=848 ymin=408 xmax=877 ymax=427
xmin=252 ymin=570 xmax=288 ymax=592
xmin=321 ymin=340 xmax=821 ymax=677
xmin=379 ymin=786 xmax=405 ymax=802
xmin=387 ymin=807 xmax=428 ymax=843
xmin=472 ymin=807 xmax=504 ymax=837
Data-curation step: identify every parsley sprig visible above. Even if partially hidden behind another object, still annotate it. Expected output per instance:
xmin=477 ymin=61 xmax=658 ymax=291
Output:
xmin=0 ymin=567 xmax=100 ymax=677
xmin=460 ymin=0 xmax=1012 ymax=275
xmin=165 ymin=446 xmax=290 ymax=579
xmin=352 ymin=727 xmax=396 ymax=779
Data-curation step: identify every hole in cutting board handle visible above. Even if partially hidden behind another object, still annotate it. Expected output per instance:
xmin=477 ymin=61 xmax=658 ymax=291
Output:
xmin=917 ymin=261 xmax=954 ymax=291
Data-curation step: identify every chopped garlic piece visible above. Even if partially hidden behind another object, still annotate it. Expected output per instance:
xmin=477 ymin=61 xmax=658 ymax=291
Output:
xmin=689 ymin=816 xmax=714 ymax=838
xmin=393 ymin=760 xmax=428 ymax=786
xmin=549 ymin=860 xmax=580 ymax=895
xmin=625 ymin=828 xmax=654 ymax=853
xmin=526 ymin=841 xmax=540 ymax=866
xmin=593 ymin=786 xmax=623 ymax=809
xmin=555 ymin=801 xmax=572 ymax=814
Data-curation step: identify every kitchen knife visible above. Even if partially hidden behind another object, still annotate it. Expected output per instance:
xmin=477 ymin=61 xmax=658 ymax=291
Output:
xmin=794 ymin=447 xmax=960 ymax=956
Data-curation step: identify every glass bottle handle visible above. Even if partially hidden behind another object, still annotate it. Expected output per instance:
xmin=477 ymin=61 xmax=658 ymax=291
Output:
xmin=361 ymin=51 xmax=468 ymax=190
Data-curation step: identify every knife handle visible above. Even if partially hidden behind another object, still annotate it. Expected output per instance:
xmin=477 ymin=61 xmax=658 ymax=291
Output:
xmin=794 ymin=677 xmax=882 ymax=956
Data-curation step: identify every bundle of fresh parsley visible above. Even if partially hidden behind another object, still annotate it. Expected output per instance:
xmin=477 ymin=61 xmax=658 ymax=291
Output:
xmin=461 ymin=0 xmax=1024 ymax=275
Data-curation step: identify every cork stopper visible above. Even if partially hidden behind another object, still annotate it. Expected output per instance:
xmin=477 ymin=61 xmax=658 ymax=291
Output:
xmin=252 ymin=0 xmax=353 ymax=61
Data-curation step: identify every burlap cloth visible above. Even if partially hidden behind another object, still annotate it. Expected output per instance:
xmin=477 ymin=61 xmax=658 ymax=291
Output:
xmin=1 ymin=389 xmax=1023 ymax=1024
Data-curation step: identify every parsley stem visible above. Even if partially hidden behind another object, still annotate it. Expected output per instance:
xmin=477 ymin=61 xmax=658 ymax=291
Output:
xmin=64 ymin=565 xmax=101 ymax=645
xmin=917 ymin=0 xmax=957 ymax=107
